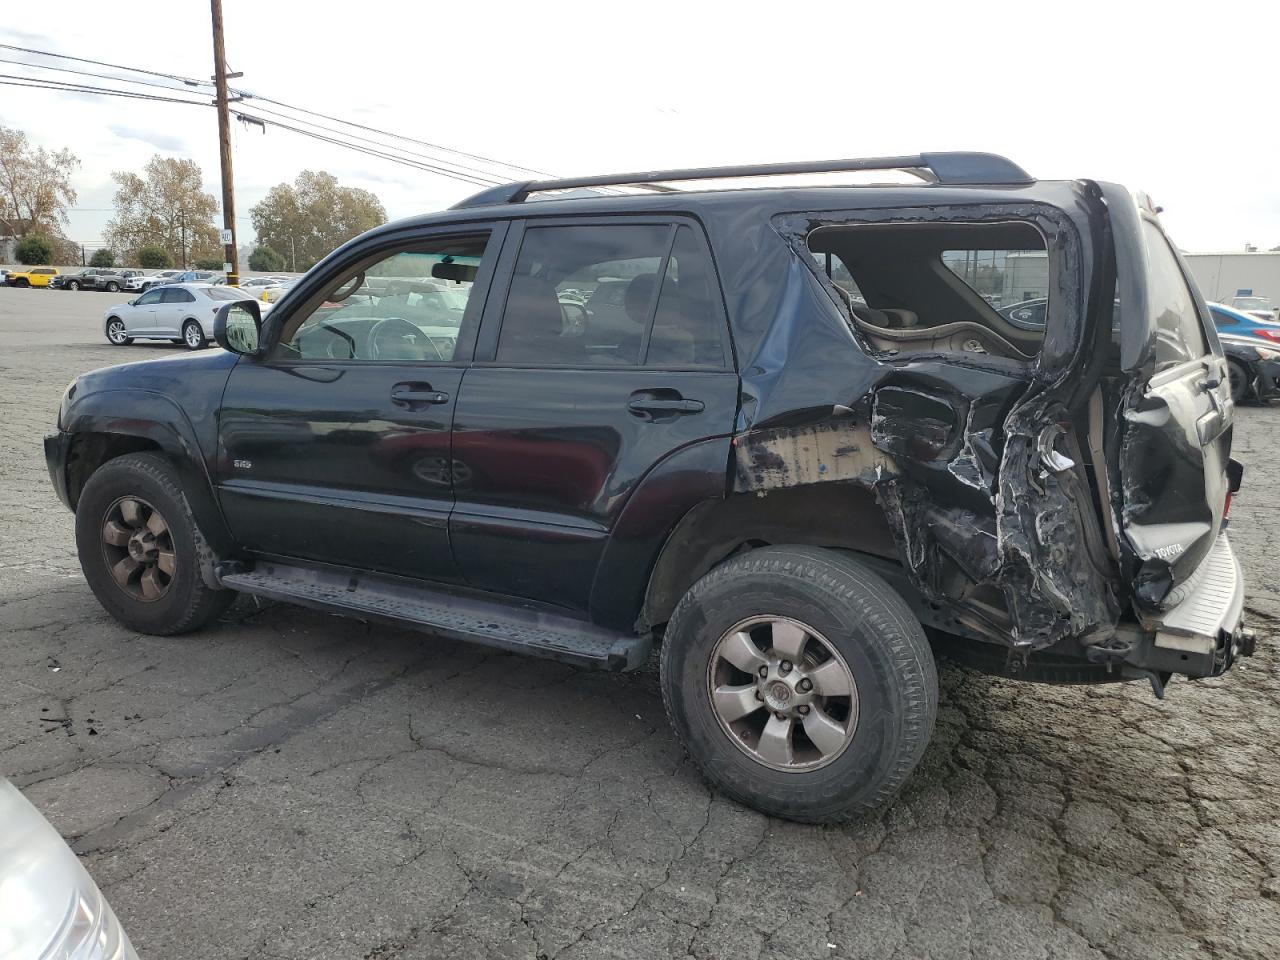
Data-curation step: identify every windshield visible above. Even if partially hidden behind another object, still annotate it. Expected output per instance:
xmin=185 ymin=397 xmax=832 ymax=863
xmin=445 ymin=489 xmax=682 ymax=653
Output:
xmin=1234 ymin=297 xmax=1273 ymax=310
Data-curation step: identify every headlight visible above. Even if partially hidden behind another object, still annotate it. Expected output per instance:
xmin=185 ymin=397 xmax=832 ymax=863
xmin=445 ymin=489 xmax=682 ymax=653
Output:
xmin=0 ymin=781 xmax=138 ymax=960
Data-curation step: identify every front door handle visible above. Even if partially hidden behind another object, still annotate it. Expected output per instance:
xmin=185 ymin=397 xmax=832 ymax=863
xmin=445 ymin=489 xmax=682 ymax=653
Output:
xmin=391 ymin=383 xmax=450 ymax=407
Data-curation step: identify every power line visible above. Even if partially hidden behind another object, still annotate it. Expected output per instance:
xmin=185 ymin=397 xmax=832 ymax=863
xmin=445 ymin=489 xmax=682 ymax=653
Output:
xmin=233 ymin=111 xmax=500 ymax=186
xmin=0 ymin=76 xmax=210 ymax=106
xmin=0 ymin=56 xmax=203 ymax=96
xmin=2 ymin=41 xmax=548 ymax=184
xmin=0 ymin=42 xmax=208 ymax=87
xmin=241 ymin=91 xmax=552 ymax=178
xmin=3 ymin=58 xmax=512 ymax=185
xmin=239 ymin=101 xmax=529 ymax=183
xmin=1 ymin=71 xmax=502 ymax=186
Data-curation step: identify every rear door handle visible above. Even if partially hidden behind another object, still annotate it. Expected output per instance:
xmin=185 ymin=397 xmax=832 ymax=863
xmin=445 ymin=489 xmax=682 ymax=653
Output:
xmin=628 ymin=397 xmax=705 ymax=414
xmin=391 ymin=383 xmax=450 ymax=407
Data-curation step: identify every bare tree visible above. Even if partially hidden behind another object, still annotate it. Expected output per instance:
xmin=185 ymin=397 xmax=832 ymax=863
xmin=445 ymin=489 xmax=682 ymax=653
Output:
xmin=105 ymin=156 xmax=220 ymax=267
xmin=0 ymin=126 xmax=79 ymax=238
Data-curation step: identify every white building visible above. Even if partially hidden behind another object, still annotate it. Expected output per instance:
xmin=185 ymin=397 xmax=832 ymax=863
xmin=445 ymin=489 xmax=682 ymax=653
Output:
xmin=975 ymin=249 xmax=1280 ymax=313
xmin=1182 ymin=252 xmax=1280 ymax=308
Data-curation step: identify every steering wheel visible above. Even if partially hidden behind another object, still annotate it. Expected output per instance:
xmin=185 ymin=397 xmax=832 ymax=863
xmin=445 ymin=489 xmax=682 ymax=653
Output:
xmin=315 ymin=322 xmax=357 ymax=359
xmin=368 ymin=316 xmax=445 ymax=361
xmin=560 ymin=300 xmax=588 ymax=336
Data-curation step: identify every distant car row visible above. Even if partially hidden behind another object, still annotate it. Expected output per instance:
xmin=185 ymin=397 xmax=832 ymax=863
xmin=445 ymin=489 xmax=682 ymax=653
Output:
xmin=3 ymin=266 xmax=300 ymax=294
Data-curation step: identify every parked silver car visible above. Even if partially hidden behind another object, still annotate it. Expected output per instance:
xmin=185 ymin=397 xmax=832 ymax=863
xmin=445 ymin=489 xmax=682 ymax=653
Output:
xmin=103 ymin=282 xmax=266 ymax=349
xmin=0 ymin=779 xmax=138 ymax=959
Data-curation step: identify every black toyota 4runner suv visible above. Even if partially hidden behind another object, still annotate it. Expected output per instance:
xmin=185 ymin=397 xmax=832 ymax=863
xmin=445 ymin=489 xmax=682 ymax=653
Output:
xmin=46 ymin=153 xmax=1251 ymax=822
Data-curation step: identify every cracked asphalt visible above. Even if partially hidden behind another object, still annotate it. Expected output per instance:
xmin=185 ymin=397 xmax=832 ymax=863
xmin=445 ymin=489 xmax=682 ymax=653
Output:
xmin=2 ymin=286 xmax=1278 ymax=960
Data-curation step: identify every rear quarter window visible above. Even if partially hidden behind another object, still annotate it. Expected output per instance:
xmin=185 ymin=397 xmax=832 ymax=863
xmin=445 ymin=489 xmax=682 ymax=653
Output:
xmin=1143 ymin=221 xmax=1209 ymax=369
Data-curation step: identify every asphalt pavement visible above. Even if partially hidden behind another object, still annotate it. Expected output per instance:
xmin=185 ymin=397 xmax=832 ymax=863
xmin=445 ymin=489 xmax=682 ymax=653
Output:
xmin=1 ymin=286 xmax=1277 ymax=960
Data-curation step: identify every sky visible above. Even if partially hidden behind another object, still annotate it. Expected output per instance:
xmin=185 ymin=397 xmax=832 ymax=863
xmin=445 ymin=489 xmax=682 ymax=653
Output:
xmin=2 ymin=0 xmax=1279 ymax=255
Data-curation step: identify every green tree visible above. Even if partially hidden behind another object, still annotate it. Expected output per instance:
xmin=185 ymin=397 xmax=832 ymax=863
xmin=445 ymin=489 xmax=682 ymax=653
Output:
xmin=15 ymin=234 xmax=54 ymax=264
xmin=137 ymin=245 xmax=173 ymax=269
xmin=0 ymin=126 xmax=79 ymax=238
xmin=194 ymin=257 xmax=223 ymax=271
xmin=250 ymin=171 xmax=386 ymax=270
xmin=104 ymin=156 xmax=219 ymax=268
xmin=89 ymin=248 xmax=116 ymax=268
xmin=248 ymin=245 xmax=284 ymax=272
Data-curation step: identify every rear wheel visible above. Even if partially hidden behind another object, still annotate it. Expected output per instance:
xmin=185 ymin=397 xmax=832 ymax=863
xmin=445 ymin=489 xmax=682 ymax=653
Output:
xmin=68 ymin=280 xmax=81 ymax=291
xmin=182 ymin=320 xmax=205 ymax=350
xmin=105 ymin=281 xmax=119 ymax=292
xmin=75 ymin=453 xmax=234 ymax=635
xmin=660 ymin=546 xmax=938 ymax=822
xmin=1228 ymin=359 xmax=1250 ymax=403
xmin=106 ymin=318 xmax=132 ymax=345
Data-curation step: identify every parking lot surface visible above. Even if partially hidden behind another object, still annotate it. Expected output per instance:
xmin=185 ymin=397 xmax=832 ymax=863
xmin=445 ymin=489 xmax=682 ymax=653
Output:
xmin=2 ymin=286 xmax=1278 ymax=960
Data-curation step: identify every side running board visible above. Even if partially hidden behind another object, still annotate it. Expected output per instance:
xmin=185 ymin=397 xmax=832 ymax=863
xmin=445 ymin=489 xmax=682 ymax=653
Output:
xmin=219 ymin=561 xmax=651 ymax=672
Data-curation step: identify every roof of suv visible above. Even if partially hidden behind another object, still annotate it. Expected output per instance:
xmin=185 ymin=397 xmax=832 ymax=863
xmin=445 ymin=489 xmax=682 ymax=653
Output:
xmin=363 ymin=152 xmax=1074 ymax=238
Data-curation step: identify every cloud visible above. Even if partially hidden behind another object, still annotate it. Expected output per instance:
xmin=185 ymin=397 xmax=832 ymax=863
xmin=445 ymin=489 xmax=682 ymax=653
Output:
xmin=0 ymin=26 xmax=56 ymax=46
xmin=109 ymin=125 xmax=186 ymax=153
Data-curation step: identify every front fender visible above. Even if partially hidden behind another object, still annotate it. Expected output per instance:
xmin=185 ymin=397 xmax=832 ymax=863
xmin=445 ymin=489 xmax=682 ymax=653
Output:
xmin=61 ymin=388 xmax=235 ymax=555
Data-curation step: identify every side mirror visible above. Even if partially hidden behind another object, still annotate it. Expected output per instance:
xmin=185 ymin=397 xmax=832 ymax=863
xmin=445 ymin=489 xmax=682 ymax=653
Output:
xmin=214 ymin=300 xmax=263 ymax=356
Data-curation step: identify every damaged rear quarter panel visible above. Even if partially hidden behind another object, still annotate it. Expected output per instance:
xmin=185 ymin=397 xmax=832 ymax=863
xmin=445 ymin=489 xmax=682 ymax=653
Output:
xmin=726 ymin=192 xmax=1120 ymax=653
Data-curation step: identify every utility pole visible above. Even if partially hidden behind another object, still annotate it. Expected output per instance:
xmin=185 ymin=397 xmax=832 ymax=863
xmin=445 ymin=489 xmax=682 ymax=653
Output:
xmin=180 ymin=209 xmax=187 ymax=269
xmin=210 ymin=0 xmax=239 ymax=285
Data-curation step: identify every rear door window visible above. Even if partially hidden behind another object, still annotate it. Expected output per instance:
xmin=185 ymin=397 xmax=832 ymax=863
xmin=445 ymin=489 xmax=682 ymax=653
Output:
xmin=1143 ymin=220 xmax=1209 ymax=369
xmin=496 ymin=223 xmax=727 ymax=368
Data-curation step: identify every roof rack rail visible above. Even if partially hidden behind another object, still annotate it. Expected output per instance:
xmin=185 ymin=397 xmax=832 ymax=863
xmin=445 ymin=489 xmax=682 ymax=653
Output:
xmin=451 ymin=152 xmax=1032 ymax=209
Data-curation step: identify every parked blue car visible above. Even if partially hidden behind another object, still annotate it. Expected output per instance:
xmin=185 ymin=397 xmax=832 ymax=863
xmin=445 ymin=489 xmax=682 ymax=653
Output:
xmin=1209 ymin=302 xmax=1280 ymax=344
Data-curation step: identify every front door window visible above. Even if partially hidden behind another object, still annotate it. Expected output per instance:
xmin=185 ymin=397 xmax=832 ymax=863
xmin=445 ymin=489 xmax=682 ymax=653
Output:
xmin=278 ymin=238 xmax=489 ymax=363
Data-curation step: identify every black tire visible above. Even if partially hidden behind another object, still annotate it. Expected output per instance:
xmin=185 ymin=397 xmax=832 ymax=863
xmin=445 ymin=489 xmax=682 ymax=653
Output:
xmin=75 ymin=452 xmax=234 ymax=635
xmin=16 ymin=278 xmax=29 ymax=287
xmin=1228 ymin=360 xmax=1250 ymax=404
xmin=105 ymin=281 xmax=119 ymax=292
xmin=181 ymin=319 xmax=205 ymax=350
xmin=68 ymin=280 xmax=81 ymax=291
xmin=660 ymin=546 xmax=938 ymax=823
xmin=105 ymin=317 xmax=133 ymax=345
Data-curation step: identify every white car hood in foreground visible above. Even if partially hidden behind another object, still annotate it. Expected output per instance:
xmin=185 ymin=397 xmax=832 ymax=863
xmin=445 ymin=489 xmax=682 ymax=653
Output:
xmin=0 ymin=780 xmax=138 ymax=959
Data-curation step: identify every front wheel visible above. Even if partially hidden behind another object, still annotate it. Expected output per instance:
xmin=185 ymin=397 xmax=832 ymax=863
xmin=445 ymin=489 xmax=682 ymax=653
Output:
xmin=660 ymin=546 xmax=938 ymax=822
xmin=182 ymin=320 xmax=205 ymax=350
xmin=105 ymin=281 xmax=119 ymax=292
xmin=16 ymin=278 xmax=29 ymax=287
xmin=105 ymin=318 xmax=133 ymax=345
xmin=75 ymin=453 xmax=234 ymax=635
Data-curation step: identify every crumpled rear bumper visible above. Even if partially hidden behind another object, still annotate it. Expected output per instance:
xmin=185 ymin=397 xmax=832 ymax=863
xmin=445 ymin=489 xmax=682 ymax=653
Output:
xmin=1132 ymin=532 xmax=1250 ymax=679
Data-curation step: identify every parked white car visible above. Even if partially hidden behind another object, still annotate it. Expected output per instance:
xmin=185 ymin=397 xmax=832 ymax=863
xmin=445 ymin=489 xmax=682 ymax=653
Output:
xmin=136 ymin=269 xmax=184 ymax=292
xmin=103 ymin=283 xmax=265 ymax=350
xmin=0 ymin=778 xmax=139 ymax=959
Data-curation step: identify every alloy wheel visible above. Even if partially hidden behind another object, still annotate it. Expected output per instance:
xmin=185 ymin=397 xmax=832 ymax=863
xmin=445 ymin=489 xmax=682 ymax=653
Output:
xmin=99 ymin=496 xmax=176 ymax=602
xmin=184 ymin=323 xmax=202 ymax=348
xmin=707 ymin=615 xmax=859 ymax=772
xmin=107 ymin=320 xmax=127 ymax=344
